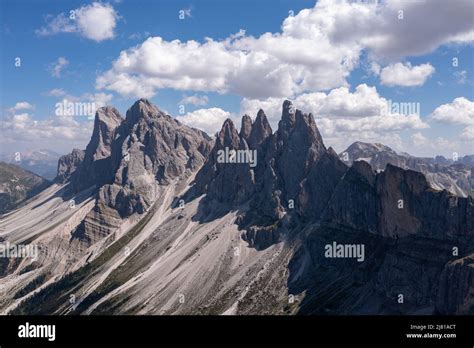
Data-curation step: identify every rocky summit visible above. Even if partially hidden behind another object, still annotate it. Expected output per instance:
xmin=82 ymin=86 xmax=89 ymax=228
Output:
xmin=0 ymin=99 xmax=473 ymax=316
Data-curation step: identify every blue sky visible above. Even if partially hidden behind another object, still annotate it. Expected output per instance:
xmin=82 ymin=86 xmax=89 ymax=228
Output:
xmin=1 ymin=0 xmax=473 ymax=157
xmin=1 ymin=0 xmax=315 ymax=117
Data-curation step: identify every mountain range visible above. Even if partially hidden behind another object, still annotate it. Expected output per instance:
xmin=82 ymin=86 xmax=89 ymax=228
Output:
xmin=0 ymin=162 xmax=49 ymax=214
xmin=0 ymin=99 xmax=473 ymax=315
xmin=341 ymin=142 xmax=473 ymax=198
xmin=0 ymin=150 xmax=61 ymax=181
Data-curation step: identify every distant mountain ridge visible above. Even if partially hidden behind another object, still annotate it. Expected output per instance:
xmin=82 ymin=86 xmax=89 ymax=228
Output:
xmin=0 ymin=149 xmax=61 ymax=180
xmin=0 ymin=162 xmax=50 ymax=214
xmin=340 ymin=141 xmax=473 ymax=197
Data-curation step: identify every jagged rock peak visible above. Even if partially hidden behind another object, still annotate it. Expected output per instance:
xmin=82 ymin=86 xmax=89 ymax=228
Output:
xmin=282 ymin=99 xmax=294 ymax=114
xmin=69 ymin=106 xmax=123 ymax=192
xmin=217 ymin=118 xmax=240 ymax=147
xmin=96 ymin=106 xmax=123 ymax=122
xmin=327 ymin=147 xmax=338 ymax=157
xmin=222 ymin=118 xmax=236 ymax=130
xmin=352 ymin=160 xmax=375 ymax=185
xmin=248 ymin=109 xmax=272 ymax=148
xmin=55 ymin=148 xmax=85 ymax=183
xmin=255 ymin=109 xmax=271 ymax=131
xmin=89 ymin=106 xmax=124 ymax=161
xmin=280 ymin=99 xmax=296 ymax=131
xmin=126 ymin=98 xmax=167 ymax=124
xmin=240 ymin=114 xmax=252 ymax=140
xmin=289 ymin=109 xmax=326 ymax=156
xmin=294 ymin=110 xmax=316 ymax=130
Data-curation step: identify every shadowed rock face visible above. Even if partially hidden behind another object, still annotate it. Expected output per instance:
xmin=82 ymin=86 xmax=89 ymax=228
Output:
xmin=321 ymin=160 xmax=378 ymax=233
xmin=375 ymin=164 xmax=474 ymax=239
xmin=195 ymin=118 xmax=256 ymax=205
xmin=437 ymin=254 xmax=474 ymax=314
xmin=298 ymin=147 xmax=348 ymax=221
xmin=58 ymin=107 xmax=124 ymax=193
xmin=248 ymin=110 xmax=272 ymax=149
xmin=195 ymin=109 xmax=274 ymax=206
xmin=55 ymin=149 xmax=85 ymax=184
xmin=321 ymin=161 xmax=474 ymax=239
xmin=239 ymin=114 xmax=252 ymax=140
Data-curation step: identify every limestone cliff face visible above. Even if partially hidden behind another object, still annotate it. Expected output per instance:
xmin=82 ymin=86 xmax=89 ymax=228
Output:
xmin=251 ymin=101 xmax=327 ymax=223
xmin=99 ymin=99 xmax=212 ymax=217
xmin=55 ymin=148 xmax=85 ymax=184
xmin=66 ymin=99 xmax=213 ymax=245
xmin=195 ymin=118 xmax=256 ymax=205
xmin=71 ymin=107 xmax=124 ymax=192
xmin=321 ymin=161 xmax=474 ymax=240
xmin=195 ymin=108 xmax=274 ymax=207
xmin=437 ymin=254 xmax=474 ymax=314
xmin=321 ymin=160 xmax=378 ymax=233
xmin=299 ymin=147 xmax=348 ymax=222
xmin=54 ymin=107 xmax=123 ymax=190
xmin=375 ymin=164 xmax=474 ymax=239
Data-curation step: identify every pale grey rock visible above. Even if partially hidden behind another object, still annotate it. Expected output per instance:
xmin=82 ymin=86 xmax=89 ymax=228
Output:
xmin=341 ymin=141 xmax=473 ymax=197
xmin=239 ymin=114 xmax=252 ymax=141
xmin=100 ymin=99 xmax=212 ymax=216
xmin=70 ymin=107 xmax=124 ymax=192
xmin=55 ymin=148 xmax=85 ymax=184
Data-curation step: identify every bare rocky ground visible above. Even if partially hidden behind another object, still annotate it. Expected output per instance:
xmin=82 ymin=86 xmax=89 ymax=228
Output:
xmin=0 ymin=176 xmax=292 ymax=315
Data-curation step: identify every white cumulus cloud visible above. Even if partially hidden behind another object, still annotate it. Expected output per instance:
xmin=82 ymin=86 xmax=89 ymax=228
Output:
xmin=176 ymin=107 xmax=234 ymax=135
xmin=430 ymin=97 xmax=474 ymax=125
xmin=430 ymin=97 xmax=474 ymax=144
xmin=1 ymin=104 xmax=93 ymax=154
xmin=8 ymin=102 xmax=35 ymax=113
xmin=379 ymin=62 xmax=435 ymax=87
xmin=36 ymin=2 xmax=118 ymax=42
xmin=241 ymin=84 xmax=427 ymax=130
xmin=239 ymin=84 xmax=428 ymax=152
xmin=461 ymin=125 xmax=474 ymax=140
xmin=96 ymin=0 xmax=473 ymax=99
